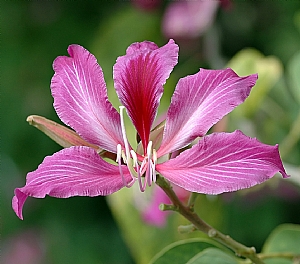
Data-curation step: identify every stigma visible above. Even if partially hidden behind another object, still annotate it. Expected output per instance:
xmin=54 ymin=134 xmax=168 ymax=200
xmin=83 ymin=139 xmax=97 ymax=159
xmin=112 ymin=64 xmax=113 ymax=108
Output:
xmin=117 ymin=106 xmax=157 ymax=192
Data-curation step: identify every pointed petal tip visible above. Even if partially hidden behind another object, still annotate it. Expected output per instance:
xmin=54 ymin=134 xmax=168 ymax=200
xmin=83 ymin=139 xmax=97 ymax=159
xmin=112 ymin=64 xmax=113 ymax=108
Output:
xmin=66 ymin=44 xmax=82 ymax=57
xmin=15 ymin=146 xmax=131 ymax=200
xmin=158 ymin=68 xmax=259 ymax=156
xmin=113 ymin=39 xmax=179 ymax=150
xmin=274 ymin=144 xmax=290 ymax=179
xmin=12 ymin=189 xmax=27 ymax=220
xmin=51 ymin=44 xmax=124 ymax=153
xmin=157 ymin=131 xmax=289 ymax=195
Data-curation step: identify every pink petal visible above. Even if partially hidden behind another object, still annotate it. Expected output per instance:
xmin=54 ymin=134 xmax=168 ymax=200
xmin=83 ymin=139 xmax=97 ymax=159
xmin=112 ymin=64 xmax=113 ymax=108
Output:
xmin=142 ymin=186 xmax=171 ymax=227
xmin=162 ymin=0 xmax=219 ymax=38
xmin=12 ymin=146 xmax=132 ymax=220
xmin=51 ymin=44 xmax=123 ymax=153
xmin=113 ymin=39 xmax=178 ymax=152
xmin=158 ymin=68 xmax=257 ymax=156
xmin=156 ymin=131 xmax=289 ymax=195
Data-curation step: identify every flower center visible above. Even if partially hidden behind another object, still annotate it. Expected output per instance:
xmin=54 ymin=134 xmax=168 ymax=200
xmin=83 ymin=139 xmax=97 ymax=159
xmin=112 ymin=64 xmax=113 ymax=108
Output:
xmin=117 ymin=106 xmax=157 ymax=192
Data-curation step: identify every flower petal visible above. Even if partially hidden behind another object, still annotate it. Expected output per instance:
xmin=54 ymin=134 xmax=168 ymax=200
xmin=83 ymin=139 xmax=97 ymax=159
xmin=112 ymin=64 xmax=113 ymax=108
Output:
xmin=113 ymin=39 xmax=179 ymax=152
xmin=12 ymin=146 xmax=132 ymax=220
xmin=158 ymin=68 xmax=258 ymax=156
xmin=156 ymin=130 xmax=289 ymax=195
xmin=142 ymin=186 xmax=171 ymax=227
xmin=51 ymin=44 xmax=123 ymax=153
xmin=162 ymin=0 xmax=219 ymax=38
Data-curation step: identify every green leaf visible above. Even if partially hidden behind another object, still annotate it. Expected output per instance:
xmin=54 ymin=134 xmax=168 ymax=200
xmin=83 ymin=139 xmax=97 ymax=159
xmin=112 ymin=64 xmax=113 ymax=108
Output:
xmin=263 ymin=224 xmax=300 ymax=253
xmin=186 ymin=248 xmax=238 ymax=264
xmin=227 ymin=48 xmax=283 ymax=117
xmin=150 ymin=238 xmax=232 ymax=264
xmin=261 ymin=224 xmax=300 ymax=264
xmin=287 ymin=50 xmax=300 ymax=105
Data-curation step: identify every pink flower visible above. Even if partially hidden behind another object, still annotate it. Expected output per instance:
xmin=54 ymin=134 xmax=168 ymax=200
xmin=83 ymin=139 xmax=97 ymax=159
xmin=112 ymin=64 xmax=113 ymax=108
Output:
xmin=162 ymin=0 xmax=220 ymax=39
xmin=142 ymin=184 xmax=189 ymax=227
xmin=12 ymin=40 xmax=288 ymax=220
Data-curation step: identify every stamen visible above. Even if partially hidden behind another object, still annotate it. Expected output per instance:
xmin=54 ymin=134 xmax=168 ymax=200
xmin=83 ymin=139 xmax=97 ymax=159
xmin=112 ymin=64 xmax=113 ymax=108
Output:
xmin=146 ymin=160 xmax=153 ymax=187
xmin=147 ymin=141 xmax=153 ymax=157
xmin=117 ymin=107 xmax=158 ymax=192
xmin=130 ymin=150 xmax=138 ymax=167
xmin=152 ymin=149 xmax=157 ymax=182
xmin=116 ymin=144 xmax=122 ymax=163
xmin=140 ymin=159 xmax=148 ymax=174
xmin=146 ymin=141 xmax=153 ymax=187
xmin=138 ymin=169 xmax=146 ymax=192
xmin=119 ymin=106 xmax=130 ymax=160
xmin=116 ymin=144 xmax=135 ymax=188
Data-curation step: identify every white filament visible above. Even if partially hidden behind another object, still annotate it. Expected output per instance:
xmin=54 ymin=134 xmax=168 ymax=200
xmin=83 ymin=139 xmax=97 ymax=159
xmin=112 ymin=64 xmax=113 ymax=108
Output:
xmin=118 ymin=106 xmax=157 ymax=192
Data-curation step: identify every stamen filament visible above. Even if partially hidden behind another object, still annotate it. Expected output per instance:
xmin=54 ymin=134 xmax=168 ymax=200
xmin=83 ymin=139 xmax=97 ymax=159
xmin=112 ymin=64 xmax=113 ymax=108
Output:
xmin=118 ymin=107 xmax=158 ymax=192
xmin=116 ymin=144 xmax=122 ymax=163
xmin=152 ymin=149 xmax=157 ymax=182
xmin=146 ymin=160 xmax=152 ymax=187
xmin=119 ymin=106 xmax=131 ymax=160
xmin=130 ymin=150 xmax=138 ymax=167
xmin=138 ymin=166 xmax=147 ymax=192
xmin=116 ymin=144 xmax=135 ymax=188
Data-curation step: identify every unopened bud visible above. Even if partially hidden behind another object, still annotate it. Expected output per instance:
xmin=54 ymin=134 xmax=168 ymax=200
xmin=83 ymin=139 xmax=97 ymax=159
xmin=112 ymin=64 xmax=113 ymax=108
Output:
xmin=27 ymin=115 xmax=100 ymax=150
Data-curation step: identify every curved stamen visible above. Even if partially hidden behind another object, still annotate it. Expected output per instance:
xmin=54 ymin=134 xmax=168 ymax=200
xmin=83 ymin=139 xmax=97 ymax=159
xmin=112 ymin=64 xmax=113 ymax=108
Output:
xmin=130 ymin=150 xmax=138 ymax=167
xmin=137 ymin=165 xmax=147 ymax=192
xmin=152 ymin=149 xmax=157 ymax=182
xmin=138 ymin=171 xmax=147 ymax=192
xmin=119 ymin=106 xmax=131 ymax=160
xmin=117 ymin=144 xmax=135 ymax=188
xmin=146 ymin=141 xmax=153 ymax=187
xmin=131 ymin=149 xmax=147 ymax=192
xmin=118 ymin=106 xmax=158 ymax=192
xmin=116 ymin=144 xmax=122 ymax=163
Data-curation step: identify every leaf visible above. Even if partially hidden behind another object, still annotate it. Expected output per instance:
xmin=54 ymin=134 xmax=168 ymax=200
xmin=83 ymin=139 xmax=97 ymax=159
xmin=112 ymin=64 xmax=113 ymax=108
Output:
xmin=262 ymin=224 xmax=300 ymax=264
xmin=150 ymin=238 xmax=231 ymax=264
xmin=263 ymin=224 xmax=300 ymax=253
xmin=107 ymin=187 xmax=224 ymax=264
xmin=186 ymin=248 xmax=238 ymax=264
xmin=287 ymin=50 xmax=300 ymax=105
xmin=227 ymin=48 xmax=283 ymax=117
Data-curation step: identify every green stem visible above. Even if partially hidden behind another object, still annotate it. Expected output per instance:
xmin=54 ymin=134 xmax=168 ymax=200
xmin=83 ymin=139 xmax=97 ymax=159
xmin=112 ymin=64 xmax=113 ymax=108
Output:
xmin=156 ymin=175 xmax=265 ymax=264
xmin=187 ymin=192 xmax=198 ymax=209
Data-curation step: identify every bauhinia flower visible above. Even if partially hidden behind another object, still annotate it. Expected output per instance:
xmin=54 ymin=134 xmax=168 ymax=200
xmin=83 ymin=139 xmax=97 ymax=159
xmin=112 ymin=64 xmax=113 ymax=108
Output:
xmin=12 ymin=39 xmax=288 ymax=220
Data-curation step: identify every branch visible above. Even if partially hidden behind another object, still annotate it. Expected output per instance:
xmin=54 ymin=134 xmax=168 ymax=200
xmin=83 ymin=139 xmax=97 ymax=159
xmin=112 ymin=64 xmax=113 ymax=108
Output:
xmin=156 ymin=175 xmax=265 ymax=264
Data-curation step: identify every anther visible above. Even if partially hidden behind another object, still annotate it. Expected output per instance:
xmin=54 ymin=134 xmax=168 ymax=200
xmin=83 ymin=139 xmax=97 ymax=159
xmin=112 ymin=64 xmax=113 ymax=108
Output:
xmin=147 ymin=141 xmax=153 ymax=158
xmin=116 ymin=144 xmax=122 ymax=163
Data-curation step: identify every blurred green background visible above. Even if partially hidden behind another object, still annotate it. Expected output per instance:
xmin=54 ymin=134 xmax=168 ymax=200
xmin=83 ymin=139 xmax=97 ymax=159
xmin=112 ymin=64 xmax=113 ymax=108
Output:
xmin=2 ymin=1 xmax=300 ymax=264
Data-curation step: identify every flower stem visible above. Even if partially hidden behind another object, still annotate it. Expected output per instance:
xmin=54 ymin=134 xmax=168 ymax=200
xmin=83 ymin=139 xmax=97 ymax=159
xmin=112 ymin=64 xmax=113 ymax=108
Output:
xmin=156 ymin=175 xmax=265 ymax=264
xmin=187 ymin=192 xmax=198 ymax=209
